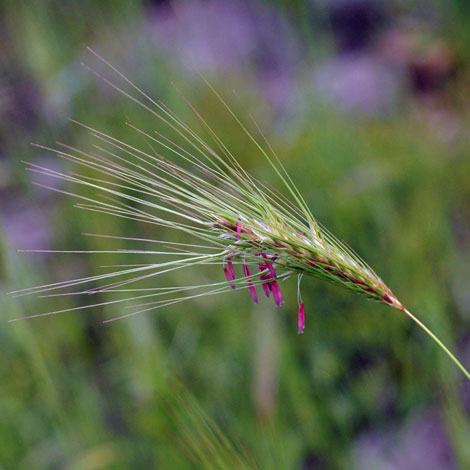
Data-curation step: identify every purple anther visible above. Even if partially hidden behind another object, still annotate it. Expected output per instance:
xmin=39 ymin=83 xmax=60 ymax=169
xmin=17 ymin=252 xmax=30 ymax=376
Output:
xmin=258 ymin=263 xmax=270 ymax=298
xmin=227 ymin=257 xmax=236 ymax=281
xmin=298 ymin=302 xmax=305 ymax=334
xmin=236 ymin=220 xmax=241 ymax=239
xmin=223 ymin=266 xmax=236 ymax=290
xmin=261 ymin=253 xmax=277 ymax=278
xmin=243 ymin=263 xmax=258 ymax=304
xmin=270 ymin=280 xmax=284 ymax=306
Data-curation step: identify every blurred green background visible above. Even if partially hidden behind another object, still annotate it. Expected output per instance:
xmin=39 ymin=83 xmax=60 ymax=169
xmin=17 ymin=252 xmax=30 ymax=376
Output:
xmin=1 ymin=0 xmax=470 ymax=468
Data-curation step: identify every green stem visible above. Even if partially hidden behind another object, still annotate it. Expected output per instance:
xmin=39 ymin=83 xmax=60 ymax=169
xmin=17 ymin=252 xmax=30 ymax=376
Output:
xmin=403 ymin=309 xmax=470 ymax=381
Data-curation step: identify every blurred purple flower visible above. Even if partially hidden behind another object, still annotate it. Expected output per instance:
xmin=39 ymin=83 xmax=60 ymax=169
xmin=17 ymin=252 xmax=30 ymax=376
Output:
xmin=30 ymin=155 xmax=67 ymax=194
xmin=0 ymin=76 xmax=41 ymax=131
xmin=2 ymin=203 xmax=53 ymax=252
xmin=0 ymin=154 xmax=62 ymax=255
xmin=353 ymin=409 xmax=455 ymax=469
xmin=147 ymin=0 xmax=299 ymax=112
xmin=149 ymin=0 xmax=256 ymax=71
xmin=313 ymin=53 xmax=402 ymax=116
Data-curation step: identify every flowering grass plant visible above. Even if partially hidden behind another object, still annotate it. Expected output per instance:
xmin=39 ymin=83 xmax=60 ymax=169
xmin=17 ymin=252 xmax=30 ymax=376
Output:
xmin=11 ymin=48 xmax=470 ymax=381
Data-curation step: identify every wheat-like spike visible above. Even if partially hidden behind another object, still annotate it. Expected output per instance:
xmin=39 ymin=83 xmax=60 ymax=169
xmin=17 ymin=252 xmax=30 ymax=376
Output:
xmin=11 ymin=48 xmax=470 ymax=381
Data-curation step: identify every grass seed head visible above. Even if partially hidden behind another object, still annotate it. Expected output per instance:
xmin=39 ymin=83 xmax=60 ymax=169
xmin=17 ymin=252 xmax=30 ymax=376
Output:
xmin=11 ymin=47 xmax=469 ymax=381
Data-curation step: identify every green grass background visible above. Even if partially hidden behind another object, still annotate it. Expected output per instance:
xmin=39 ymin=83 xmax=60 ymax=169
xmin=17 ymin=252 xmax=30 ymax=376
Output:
xmin=1 ymin=1 xmax=469 ymax=468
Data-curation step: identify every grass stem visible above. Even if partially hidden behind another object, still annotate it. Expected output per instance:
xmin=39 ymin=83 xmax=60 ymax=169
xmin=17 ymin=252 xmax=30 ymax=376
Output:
xmin=404 ymin=309 xmax=470 ymax=381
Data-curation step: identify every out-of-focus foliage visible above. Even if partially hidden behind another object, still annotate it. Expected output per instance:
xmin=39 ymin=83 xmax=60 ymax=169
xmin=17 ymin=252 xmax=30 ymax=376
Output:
xmin=1 ymin=1 xmax=469 ymax=468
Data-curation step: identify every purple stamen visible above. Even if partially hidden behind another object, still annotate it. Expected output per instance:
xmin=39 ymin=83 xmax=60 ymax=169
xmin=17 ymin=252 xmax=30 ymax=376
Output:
xmin=236 ymin=220 xmax=241 ymax=239
xmin=266 ymin=280 xmax=273 ymax=293
xmin=227 ymin=258 xmax=236 ymax=281
xmin=298 ymin=302 xmax=305 ymax=334
xmin=243 ymin=263 xmax=258 ymax=304
xmin=223 ymin=266 xmax=236 ymax=290
xmin=261 ymin=253 xmax=277 ymax=279
xmin=270 ymin=280 xmax=284 ymax=306
xmin=258 ymin=263 xmax=270 ymax=298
